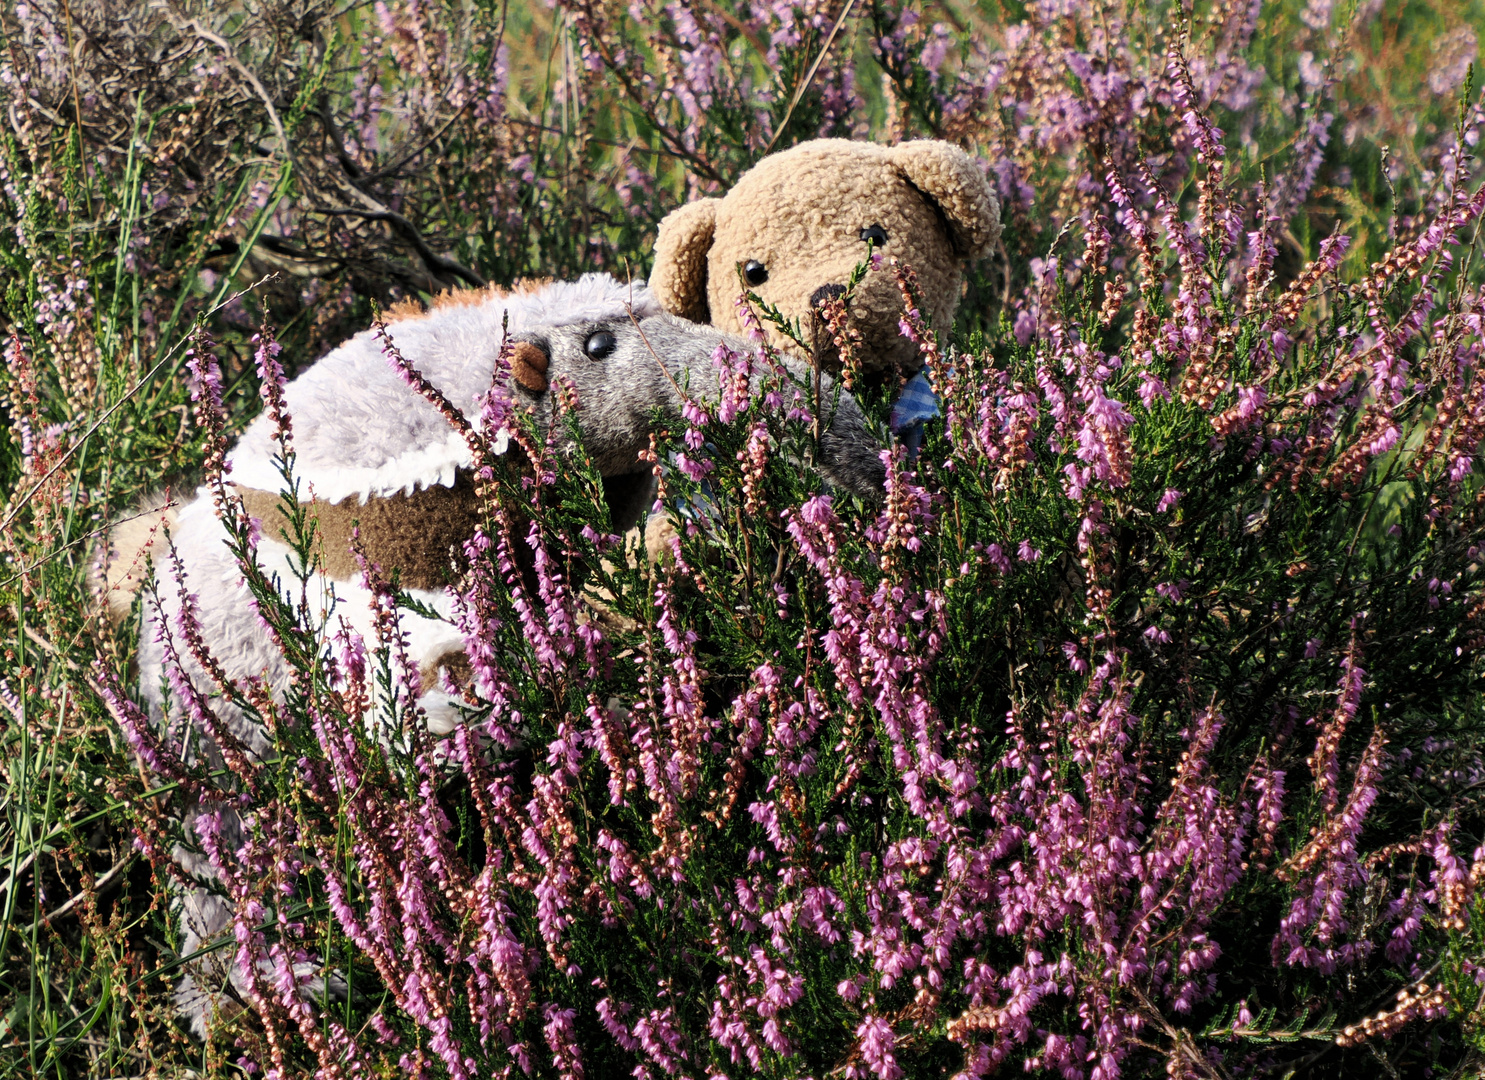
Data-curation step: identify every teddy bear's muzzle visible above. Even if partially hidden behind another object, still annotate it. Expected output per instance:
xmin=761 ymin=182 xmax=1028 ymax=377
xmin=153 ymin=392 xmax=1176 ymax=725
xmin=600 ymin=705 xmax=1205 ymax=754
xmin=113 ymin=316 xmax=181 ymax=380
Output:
xmin=810 ymin=283 xmax=847 ymax=308
xmin=510 ymin=339 xmax=550 ymax=393
xmin=795 ymin=282 xmax=852 ymax=368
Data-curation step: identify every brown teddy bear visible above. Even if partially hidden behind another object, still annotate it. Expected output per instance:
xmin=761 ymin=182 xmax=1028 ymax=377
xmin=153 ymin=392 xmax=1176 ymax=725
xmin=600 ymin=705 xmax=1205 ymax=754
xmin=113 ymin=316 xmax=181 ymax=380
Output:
xmin=649 ymin=138 xmax=1001 ymax=389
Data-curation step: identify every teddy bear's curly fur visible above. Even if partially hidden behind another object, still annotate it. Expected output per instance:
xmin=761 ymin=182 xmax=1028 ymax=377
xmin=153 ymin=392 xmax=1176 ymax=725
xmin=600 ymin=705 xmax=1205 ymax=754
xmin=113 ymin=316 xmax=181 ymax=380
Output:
xmin=649 ymin=138 xmax=1001 ymax=381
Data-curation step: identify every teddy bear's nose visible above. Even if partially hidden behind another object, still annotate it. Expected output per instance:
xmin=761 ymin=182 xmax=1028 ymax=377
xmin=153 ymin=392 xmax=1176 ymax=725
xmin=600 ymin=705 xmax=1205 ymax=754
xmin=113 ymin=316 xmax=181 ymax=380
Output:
xmin=810 ymin=283 xmax=847 ymax=309
xmin=510 ymin=339 xmax=550 ymax=393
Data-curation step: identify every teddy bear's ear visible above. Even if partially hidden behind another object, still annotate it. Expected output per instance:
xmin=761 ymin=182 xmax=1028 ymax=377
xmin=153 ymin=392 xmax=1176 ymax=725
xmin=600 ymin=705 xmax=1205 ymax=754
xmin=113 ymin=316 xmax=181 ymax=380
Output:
xmin=651 ymin=198 xmax=720 ymax=323
xmin=886 ymin=141 xmax=1001 ymax=260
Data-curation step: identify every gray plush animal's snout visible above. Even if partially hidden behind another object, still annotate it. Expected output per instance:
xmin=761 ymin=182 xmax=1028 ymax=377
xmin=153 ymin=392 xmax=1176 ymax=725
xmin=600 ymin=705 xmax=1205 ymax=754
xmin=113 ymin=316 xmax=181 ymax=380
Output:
xmin=510 ymin=313 xmax=887 ymax=502
xmin=509 ymin=338 xmax=550 ymax=393
xmin=810 ymin=283 xmax=847 ymax=309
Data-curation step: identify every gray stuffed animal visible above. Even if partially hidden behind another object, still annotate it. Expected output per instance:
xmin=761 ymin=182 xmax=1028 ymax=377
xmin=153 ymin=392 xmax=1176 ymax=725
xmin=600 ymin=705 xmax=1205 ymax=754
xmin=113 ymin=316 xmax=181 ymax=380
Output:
xmin=505 ymin=311 xmax=887 ymax=527
xmin=96 ymin=275 xmax=885 ymax=1038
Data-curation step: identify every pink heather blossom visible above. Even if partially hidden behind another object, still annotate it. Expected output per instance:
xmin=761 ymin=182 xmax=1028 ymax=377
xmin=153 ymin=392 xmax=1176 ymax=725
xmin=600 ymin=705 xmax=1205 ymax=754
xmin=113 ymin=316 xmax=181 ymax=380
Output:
xmin=59 ymin=9 xmax=1485 ymax=1079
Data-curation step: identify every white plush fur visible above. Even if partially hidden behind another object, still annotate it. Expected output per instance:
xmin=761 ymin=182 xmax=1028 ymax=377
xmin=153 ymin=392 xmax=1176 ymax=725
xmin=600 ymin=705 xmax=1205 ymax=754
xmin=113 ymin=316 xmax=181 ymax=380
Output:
xmin=132 ymin=273 xmax=658 ymax=1037
xmin=135 ymin=499 xmax=467 ymax=744
xmin=125 ymin=271 xmax=887 ymax=1036
xmin=142 ymin=275 xmax=658 ymax=748
xmin=228 ymin=273 xmax=659 ymax=504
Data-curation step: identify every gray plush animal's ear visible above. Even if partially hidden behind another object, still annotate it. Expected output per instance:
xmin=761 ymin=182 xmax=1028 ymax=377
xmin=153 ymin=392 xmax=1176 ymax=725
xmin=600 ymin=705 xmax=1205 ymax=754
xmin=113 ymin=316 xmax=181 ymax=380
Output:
xmin=651 ymin=198 xmax=720 ymax=323
xmin=885 ymin=140 xmax=1001 ymax=259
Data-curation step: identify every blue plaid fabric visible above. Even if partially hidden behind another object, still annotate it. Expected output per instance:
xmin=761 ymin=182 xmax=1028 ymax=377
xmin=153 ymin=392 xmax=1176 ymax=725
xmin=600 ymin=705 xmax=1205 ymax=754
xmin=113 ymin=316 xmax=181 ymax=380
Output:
xmin=890 ymin=371 xmax=941 ymax=432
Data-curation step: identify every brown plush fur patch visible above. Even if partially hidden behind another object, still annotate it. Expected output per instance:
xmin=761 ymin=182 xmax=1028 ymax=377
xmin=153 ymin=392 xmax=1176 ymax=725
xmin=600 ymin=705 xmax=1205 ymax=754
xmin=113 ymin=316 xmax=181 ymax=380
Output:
xmin=237 ymin=474 xmax=485 ymax=591
xmin=94 ymin=495 xmax=178 ymax=625
xmin=510 ymin=340 xmax=550 ymax=392
xmin=381 ymin=278 xmax=557 ymax=325
xmin=419 ymin=646 xmax=477 ymax=698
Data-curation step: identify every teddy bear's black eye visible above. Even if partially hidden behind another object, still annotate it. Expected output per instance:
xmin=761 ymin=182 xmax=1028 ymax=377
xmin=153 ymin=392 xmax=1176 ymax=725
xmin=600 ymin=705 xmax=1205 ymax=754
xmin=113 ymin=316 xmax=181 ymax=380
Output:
xmin=584 ymin=331 xmax=617 ymax=360
xmin=859 ymin=224 xmax=889 ymax=247
xmin=743 ymin=260 xmax=769 ymax=287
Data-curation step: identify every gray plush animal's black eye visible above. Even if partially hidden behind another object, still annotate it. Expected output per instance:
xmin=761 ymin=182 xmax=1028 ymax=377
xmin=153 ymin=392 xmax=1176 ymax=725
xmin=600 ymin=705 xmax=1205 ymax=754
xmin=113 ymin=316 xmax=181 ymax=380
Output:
xmin=743 ymin=260 xmax=769 ymax=287
xmin=859 ymin=224 xmax=889 ymax=247
xmin=585 ymin=331 xmax=617 ymax=360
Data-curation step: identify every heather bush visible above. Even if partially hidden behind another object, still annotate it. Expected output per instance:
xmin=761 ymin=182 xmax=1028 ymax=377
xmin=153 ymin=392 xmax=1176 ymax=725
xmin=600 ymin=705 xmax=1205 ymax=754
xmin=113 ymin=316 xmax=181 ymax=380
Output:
xmin=5 ymin=1 xmax=1485 ymax=1078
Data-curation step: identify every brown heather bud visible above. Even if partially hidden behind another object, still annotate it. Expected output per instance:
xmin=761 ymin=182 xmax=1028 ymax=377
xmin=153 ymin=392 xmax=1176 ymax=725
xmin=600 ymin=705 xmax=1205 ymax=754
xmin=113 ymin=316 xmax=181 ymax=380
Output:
xmin=1178 ymin=340 xmax=1215 ymax=407
xmin=1083 ymin=213 xmax=1111 ymax=270
xmin=1130 ymin=307 xmax=1157 ymax=360
xmin=946 ymin=1005 xmax=1000 ymax=1041
xmin=1334 ymin=981 xmax=1451 ymax=1046
xmin=640 ymin=432 xmax=666 ymax=505
xmin=818 ymin=292 xmax=862 ymax=390
xmin=1099 ymin=274 xmax=1127 ymax=328
xmin=738 ymin=421 xmax=770 ymax=518
xmin=1196 ymin=167 xmax=1224 ymax=249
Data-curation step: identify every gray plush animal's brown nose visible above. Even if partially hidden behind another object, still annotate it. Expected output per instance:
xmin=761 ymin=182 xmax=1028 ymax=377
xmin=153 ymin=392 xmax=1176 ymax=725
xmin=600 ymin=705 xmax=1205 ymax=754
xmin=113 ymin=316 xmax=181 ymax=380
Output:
xmin=811 ymin=283 xmax=847 ymax=308
xmin=510 ymin=340 xmax=550 ymax=393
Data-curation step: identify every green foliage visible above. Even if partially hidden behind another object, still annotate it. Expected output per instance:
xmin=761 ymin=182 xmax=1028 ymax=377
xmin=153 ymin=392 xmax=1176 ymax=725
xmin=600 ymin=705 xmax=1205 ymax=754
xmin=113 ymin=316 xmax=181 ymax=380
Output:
xmin=2 ymin=0 xmax=1485 ymax=1076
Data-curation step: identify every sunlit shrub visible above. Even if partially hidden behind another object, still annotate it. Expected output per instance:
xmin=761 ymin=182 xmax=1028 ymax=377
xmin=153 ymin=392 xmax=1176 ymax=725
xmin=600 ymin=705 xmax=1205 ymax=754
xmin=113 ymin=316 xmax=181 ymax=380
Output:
xmin=4 ymin=1 xmax=1485 ymax=1077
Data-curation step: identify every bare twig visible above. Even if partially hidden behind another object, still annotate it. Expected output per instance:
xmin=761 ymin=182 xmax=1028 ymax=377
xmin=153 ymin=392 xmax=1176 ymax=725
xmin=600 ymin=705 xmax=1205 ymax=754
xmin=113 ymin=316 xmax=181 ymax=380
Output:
xmin=29 ymin=853 xmax=136 ymax=932
xmin=173 ymin=16 xmax=290 ymax=163
xmin=761 ymin=0 xmax=862 ymax=156
xmin=315 ymin=205 xmax=488 ymax=287
xmin=0 ymin=499 xmax=180 ymax=591
xmin=23 ymin=625 xmax=82 ymax=674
